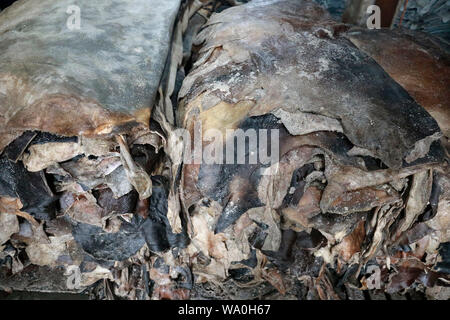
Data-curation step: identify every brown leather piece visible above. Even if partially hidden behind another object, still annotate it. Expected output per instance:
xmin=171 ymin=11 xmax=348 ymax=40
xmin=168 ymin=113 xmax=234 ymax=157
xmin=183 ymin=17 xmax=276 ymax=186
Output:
xmin=346 ymin=28 xmax=450 ymax=137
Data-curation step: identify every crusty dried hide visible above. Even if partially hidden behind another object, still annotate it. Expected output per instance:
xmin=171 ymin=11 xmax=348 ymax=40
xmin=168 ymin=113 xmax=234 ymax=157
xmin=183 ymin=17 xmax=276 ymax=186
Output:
xmin=0 ymin=0 xmax=449 ymax=300
xmin=0 ymin=0 xmax=210 ymax=297
xmin=176 ymin=0 xmax=449 ymax=299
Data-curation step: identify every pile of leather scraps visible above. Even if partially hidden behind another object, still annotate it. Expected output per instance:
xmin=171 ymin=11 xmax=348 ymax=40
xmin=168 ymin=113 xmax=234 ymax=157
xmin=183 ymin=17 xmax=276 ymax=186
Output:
xmin=0 ymin=0 xmax=449 ymax=300
xmin=176 ymin=0 xmax=449 ymax=300
xmin=0 ymin=0 xmax=215 ymax=299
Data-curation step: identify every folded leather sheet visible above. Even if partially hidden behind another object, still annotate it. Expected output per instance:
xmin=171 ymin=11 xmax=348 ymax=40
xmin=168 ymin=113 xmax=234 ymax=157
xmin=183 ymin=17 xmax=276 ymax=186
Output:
xmin=0 ymin=0 xmax=449 ymax=300
xmin=0 ymin=0 xmax=185 ymax=149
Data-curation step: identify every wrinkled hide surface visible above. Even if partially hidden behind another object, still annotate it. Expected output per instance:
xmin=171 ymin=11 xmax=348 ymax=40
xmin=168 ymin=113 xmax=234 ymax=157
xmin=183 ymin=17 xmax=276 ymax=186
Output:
xmin=180 ymin=0 xmax=445 ymax=229
xmin=179 ymin=0 xmax=442 ymax=170
xmin=0 ymin=0 xmax=204 ymax=299
xmin=178 ymin=0 xmax=449 ymax=300
xmin=0 ymin=0 xmax=449 ymax=300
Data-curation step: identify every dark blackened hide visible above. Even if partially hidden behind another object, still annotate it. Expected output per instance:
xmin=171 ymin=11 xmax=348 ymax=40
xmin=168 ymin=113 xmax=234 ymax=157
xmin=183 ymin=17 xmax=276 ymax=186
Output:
xmin=72 ymin=177 xmax=189 ymax=260
xmin=0 ymin=1 xmax=18 ymax=11
xmin=3 ymin=131 xmax=37 ymax=162
xmin=0 ymin=131 xmax=82 ymax=220
xmin=434 ymin=242 xmax=450 ymax=274
xmin=72 ymin=217 xmax=146 ymax=262
xmin=93 ymin=189 xmax=139 ymax=215
xmin=197 ymin=114 xmax=372 ymax=234
xmin=0 ymin=154 xmax=56 ymax=220
xmin=141 ymin=176 xmax=189 ymax=252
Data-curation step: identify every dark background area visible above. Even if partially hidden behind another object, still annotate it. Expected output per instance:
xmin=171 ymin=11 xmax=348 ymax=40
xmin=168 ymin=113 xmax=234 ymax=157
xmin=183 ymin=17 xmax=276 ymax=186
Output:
xmin=0 ymin=0 xmax=19 ymax=10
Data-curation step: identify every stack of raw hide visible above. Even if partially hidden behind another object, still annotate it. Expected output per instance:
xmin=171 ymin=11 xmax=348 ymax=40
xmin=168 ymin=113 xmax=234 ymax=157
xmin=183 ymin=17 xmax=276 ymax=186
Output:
xmin=0 ymin=0 xmax=449 ymax=300
xmin=177 ymin=0 xmax=450 ymax=299
xmin=0 ymin=0 xmax=213 ymax=299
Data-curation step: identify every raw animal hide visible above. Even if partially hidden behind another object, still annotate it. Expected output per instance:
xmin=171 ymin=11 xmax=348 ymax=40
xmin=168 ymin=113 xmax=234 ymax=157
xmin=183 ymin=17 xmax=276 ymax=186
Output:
xmin=178 ymin=0 xmax=449 ymax=299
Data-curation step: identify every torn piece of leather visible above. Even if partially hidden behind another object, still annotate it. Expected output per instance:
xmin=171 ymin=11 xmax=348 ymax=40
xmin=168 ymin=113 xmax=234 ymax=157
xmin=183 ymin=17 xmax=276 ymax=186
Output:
xmin=0 ymin=154 xmax=56 ymax=220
